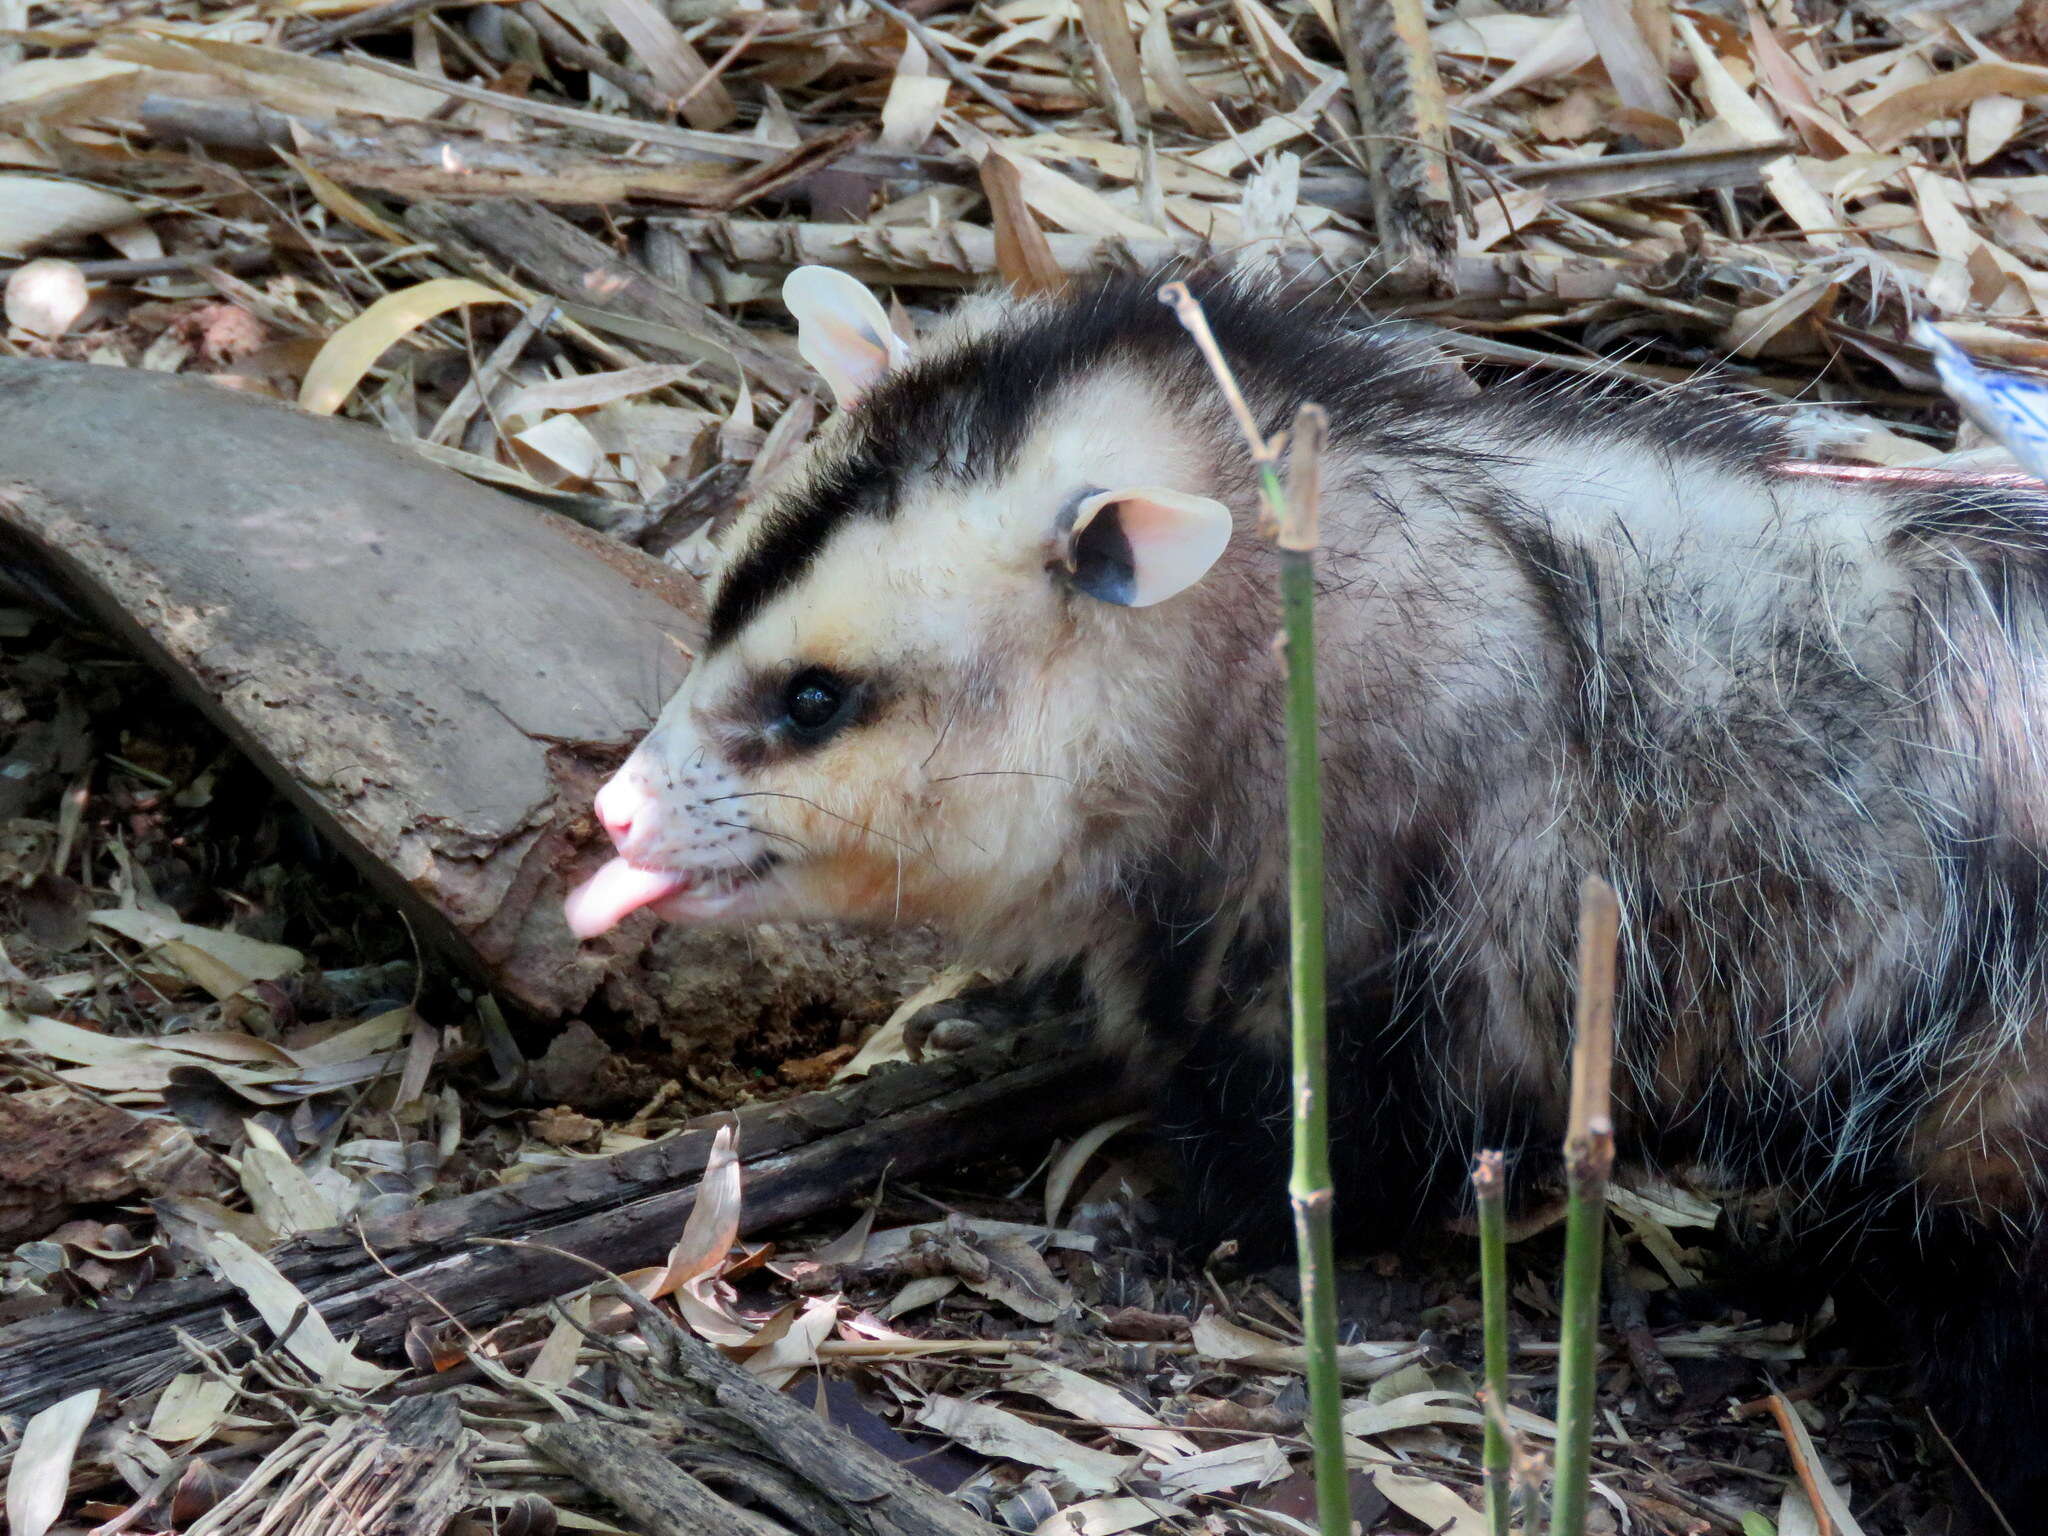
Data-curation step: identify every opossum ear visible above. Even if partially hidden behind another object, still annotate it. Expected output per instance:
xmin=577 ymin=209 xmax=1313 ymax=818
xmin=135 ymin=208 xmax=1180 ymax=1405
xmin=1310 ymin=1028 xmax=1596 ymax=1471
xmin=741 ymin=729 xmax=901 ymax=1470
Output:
xmin=1055 ymin=487 xmax=1233 ymax=607
xmin=783 ymin=266 xmax=911 ymax=408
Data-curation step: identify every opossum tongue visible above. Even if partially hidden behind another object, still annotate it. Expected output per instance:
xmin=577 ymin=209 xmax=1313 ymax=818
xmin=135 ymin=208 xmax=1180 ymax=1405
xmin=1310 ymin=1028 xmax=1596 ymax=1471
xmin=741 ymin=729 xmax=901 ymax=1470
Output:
xmin=564 ymin=858 xmax=689 ymax=938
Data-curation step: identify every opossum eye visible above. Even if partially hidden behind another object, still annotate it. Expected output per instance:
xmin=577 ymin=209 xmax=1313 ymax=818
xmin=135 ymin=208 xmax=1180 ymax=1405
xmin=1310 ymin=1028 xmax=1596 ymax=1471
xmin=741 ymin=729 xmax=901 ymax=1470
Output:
xmin=780 ymin=667 xmax=858 ymax=744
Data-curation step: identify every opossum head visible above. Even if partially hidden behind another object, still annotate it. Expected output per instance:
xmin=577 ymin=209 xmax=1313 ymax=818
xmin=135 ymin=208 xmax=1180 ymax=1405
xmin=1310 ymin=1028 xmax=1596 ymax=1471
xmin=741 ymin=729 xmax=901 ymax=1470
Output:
xmin=566 ymin=268 xmax=1260 ymax=950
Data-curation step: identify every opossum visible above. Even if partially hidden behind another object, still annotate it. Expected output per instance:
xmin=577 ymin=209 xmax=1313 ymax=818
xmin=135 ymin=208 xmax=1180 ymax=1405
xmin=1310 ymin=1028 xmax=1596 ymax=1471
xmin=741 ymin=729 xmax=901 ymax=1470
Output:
xmin=568 ymin=267 xmax=2048 ymax=1522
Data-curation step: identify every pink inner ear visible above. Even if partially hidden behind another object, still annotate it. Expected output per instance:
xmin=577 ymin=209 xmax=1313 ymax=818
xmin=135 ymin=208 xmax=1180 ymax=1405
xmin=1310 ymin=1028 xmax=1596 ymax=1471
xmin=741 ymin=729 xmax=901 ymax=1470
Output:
xmin=1081 ymin=487 xmax=1233 ymax=606
xmin=784 ymin=267 xmax=909 ymax=408
xmin=801 ymin=317 xmax=894 ymax=408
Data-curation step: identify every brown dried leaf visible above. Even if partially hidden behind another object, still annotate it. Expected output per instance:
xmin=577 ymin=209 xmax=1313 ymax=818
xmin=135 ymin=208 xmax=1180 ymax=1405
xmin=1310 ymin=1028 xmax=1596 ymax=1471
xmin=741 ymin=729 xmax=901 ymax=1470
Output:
xmin=961 ymin=1231 xmax=1070 ymax=1322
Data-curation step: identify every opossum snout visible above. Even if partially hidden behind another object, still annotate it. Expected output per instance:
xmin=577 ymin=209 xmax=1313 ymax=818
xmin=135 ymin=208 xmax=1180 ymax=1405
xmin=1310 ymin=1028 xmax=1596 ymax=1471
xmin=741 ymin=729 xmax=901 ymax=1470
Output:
xmin=593 ymin=749 xmax=744 ymax=870
xmin=566 ymin=731 xmax=775 ymax=940
xmin=593 ymin=769 xmax=649 ymax=847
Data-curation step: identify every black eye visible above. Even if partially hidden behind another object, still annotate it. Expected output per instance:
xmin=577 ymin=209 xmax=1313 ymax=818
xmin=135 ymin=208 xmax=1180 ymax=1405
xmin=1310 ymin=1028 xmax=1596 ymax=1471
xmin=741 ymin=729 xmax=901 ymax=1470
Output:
xmin=781 ymin=668 xmax=854 ymax=742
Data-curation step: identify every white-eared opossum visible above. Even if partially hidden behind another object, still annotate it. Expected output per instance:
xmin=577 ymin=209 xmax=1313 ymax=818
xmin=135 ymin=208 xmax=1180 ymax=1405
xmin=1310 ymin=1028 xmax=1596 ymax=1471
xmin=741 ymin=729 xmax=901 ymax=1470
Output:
xmin=569 ymin=268 xmax=2048 ymax=1520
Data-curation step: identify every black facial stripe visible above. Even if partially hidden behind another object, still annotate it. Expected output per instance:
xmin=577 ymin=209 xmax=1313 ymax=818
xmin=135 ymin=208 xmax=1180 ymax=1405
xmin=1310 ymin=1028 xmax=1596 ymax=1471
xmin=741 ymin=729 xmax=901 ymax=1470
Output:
xmin=708 ymin=456 xmax=890 ymax=650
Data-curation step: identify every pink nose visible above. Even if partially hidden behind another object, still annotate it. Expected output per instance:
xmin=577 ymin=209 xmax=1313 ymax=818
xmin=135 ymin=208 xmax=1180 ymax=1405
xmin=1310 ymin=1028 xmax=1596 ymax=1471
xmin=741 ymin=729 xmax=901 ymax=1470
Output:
xmin=594 ymin=771 xmax=650 ymax=849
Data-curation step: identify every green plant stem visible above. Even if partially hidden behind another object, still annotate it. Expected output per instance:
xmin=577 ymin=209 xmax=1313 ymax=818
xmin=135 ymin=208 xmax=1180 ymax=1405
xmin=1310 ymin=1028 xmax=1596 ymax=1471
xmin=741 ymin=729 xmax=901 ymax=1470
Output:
xmin=1474 ymin=1151 xmax=1512 ymax=1536
xmin=1549 ymin=878 xmax=1619 ymax=1536
xmin=1548 ymin=1128 xmax=1611 ymax=1536
xmin=1279 ymin=528 xmax=1349 ymax=1536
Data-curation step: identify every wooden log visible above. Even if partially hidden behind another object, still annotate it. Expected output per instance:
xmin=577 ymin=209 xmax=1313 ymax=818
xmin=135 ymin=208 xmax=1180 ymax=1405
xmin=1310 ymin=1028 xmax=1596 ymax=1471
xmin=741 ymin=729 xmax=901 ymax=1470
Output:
xmin=0 ymin=1022 xmax=1121 ymax=1419
xmin=0 ymin=360 xmax=929 ymax=1030
xmin=0 ymin=1087 xmax=213 ymax=1242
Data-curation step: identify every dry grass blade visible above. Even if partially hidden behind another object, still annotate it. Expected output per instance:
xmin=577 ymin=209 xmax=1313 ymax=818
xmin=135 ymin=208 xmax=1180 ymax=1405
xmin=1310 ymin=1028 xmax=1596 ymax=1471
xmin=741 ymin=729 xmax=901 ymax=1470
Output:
xmin=982 ymin=152 xmax=1066 ymax=297
xmin=299 ymin=277 xmax=512 ymax=415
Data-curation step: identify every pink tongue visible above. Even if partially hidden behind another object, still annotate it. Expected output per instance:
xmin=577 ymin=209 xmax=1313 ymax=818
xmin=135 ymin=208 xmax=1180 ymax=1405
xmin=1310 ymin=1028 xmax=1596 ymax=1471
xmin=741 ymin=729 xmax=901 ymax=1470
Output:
xmin=565 ymin=858 xmax=689 ymax=939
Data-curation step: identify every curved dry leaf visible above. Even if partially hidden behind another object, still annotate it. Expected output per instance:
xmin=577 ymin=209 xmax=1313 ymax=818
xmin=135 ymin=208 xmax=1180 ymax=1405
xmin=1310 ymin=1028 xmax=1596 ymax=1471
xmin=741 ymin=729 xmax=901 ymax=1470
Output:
xmin=511 ymin=413 xmax=606 ymax=486
xmin=1466 ymin=14 xmax=1595 ymax=105
xmin=1433 ymin=14 xmax=1567 ymax=60
xmin=1341 ymin=1388 xmax=1557 ymax=1442
xmin=526 ymin=1295 xmax=591 ymax=1389
xmin=299 ymin=277 xmax=511 ymax=415
xmin=5 ymin=258 xmax=88 ymax=338
xmin=289 ymin=1008 xmax=410 ymax=1066
xmin=0 ymin=175 xmax=142 ymax=259
xmin=500 ymin=364 xmax=698 ymax=417
xmin=5 ymin=1387 xmax=100 ymax=1536
xmin=1140 ymin=1 xmax=1224 ymax=133
xmin=1859 ymin=59 xmax=2048 ymax=151
xmin=1772 ymin=1392 xmax=1868 ymax=1536
xmin=90 ymin=909 xmax=303 ymax=983
xmin=1371 ymin=1469 xmax=1486 ymax=1535
xmin=1031 ymin=1495 xmax=1188 ymax=1536
xmin=1190 ymin=1307 xmax=1422 ymax=1381
xmin=652 ymin=1120 xmax=741 ymax=1297
xmin=198 ymin=1228 xmax=398 ymax=1391
xmin=1153 ymin=1439 xmax=1289 ymax=1497
xmin=280 ymin=150 xmax=413 ymax=246
xmin=833 ymin=963 xmax=991 ymax=1081
xmin=879 ymin=1274 xmax=958 ymax=1319
xmin=880 ymin=36 xmax=950 ymax=153
xmin=238 ymin=1119 xmax=343 ymax=1238
xmin=96 ymin=34 xmax=448 ymax=120
xmin=1044 ymin=1112 xmax=1143 ymax=1228
xmin=0 ymin=57 xmax=139 ymax=109
xmin=962 ymin=1232 xmax=1071 ymax=1323
xmin=742 ymin=1295 xmax=838 ymax=1388
xmin=146 ymin=1374 xmax=236 ymax=1445
xmin=912 ymin=1393 xmax=1134 ymax=1493
xmin=1607 ymin=1177 xmax=1720 ymax=1229
xmin=1006 ymin=1360 xmax=1198 ymax=1461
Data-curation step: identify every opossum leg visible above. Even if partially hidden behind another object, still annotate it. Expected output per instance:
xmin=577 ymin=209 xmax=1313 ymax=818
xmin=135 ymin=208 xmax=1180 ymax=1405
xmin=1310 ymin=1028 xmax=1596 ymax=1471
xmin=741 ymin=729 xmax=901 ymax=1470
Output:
xmin=1888 ymin=1216 xmax=2048 ymax=1533
xmin=1149 ymin=988 xmax=1533 ymax=1262
xmin=1890 ymin=1060 xmax=2048 ymax=1529
xmin=900 ymin=962 xmax=1086 ymax=1058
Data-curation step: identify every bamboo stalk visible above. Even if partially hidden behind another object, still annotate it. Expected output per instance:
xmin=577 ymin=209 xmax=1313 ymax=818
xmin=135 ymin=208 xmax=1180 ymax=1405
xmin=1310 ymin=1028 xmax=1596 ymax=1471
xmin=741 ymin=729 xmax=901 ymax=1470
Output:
xmin=1473 ymin=1151 xmax=1512 ymax=1536
xmin=1159 ymin=282 xmax=1349 ymax=1536
xmin=1279 ymin=403 xmax=1349 ymax=1536
xmin=1548 ymin=877 xmax=1620 ymax=1536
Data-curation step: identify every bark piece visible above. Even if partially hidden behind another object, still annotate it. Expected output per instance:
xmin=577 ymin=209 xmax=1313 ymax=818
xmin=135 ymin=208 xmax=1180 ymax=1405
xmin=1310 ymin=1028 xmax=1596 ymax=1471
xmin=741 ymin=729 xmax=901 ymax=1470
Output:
xmin=528 ymin=1422 xmax=763 ymax=1536
xmin=612 ymin=1302 xmax=1001 ymax=1536
xmin=1340 ymin=0 xmax=1457 ymax=295
xmin=0 ymin=358 xmax=694 ymax=1018
xmin=184 ymin=1395 xmax=473 ymax=1536
xmin=0 ymin=1086 xmax=212 ymax=1241
xmin=408 ymin=199 xmax=814 ymax=399
xmin=0 ymin=1021 xmax=1122 ymax=1418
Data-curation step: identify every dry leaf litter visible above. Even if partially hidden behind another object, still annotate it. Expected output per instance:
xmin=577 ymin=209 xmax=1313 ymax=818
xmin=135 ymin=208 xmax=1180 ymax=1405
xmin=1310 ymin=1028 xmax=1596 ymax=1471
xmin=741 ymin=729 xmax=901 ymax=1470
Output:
xmin=1 ymin=0 xmax=2037 ymax=1530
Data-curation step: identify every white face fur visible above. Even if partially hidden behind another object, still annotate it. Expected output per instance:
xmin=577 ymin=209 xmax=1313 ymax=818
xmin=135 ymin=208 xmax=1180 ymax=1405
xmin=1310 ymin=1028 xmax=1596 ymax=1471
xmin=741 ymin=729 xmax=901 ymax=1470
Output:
xmin=564 ymin=268 xmax=1235 ymax=944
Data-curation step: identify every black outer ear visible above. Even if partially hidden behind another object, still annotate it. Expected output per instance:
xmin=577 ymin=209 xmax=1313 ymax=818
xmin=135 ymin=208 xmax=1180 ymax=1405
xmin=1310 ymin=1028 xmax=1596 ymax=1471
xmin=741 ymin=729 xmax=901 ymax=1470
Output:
xmin=1052 ymin=492 xmax=1139 ymax=606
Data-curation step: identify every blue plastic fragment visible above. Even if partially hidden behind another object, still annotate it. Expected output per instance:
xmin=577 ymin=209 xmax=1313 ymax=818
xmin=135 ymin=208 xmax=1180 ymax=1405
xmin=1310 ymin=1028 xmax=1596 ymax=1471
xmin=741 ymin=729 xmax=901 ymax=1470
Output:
xmin=1913 ymin=320 xmax=2048 ymax=483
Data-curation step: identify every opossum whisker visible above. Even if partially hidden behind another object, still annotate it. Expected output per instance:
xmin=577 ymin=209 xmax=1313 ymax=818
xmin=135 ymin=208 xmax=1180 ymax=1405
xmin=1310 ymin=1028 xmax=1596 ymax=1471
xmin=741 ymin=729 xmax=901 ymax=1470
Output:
xmin=705 ymin=790 xmax=930 ymax=860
